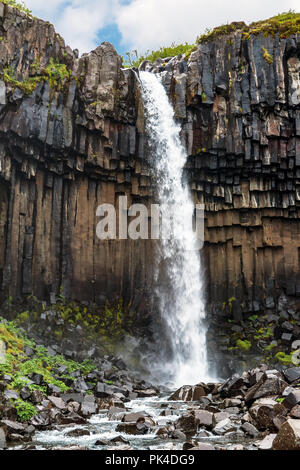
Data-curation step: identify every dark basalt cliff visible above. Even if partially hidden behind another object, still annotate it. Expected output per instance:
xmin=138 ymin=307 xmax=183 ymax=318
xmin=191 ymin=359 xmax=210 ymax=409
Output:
xmin=0 ymin=4 xmax=299 ymax=321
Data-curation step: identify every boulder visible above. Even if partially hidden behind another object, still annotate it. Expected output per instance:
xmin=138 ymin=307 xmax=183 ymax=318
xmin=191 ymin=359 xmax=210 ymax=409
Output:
xmin=116 ymin=423 xmax=140 ymax=435
xmin=135 ymin=389 xmax=158 ymax=398
xmin=213 ymin=418 xmax=237 ymax=436
xmin=241 ymin=422 xmax=259 ymax=437
xmin=56 ymin=412 xmax=86 ymax=425
xmin=122 ymin=412 xmax=147 ymax=423
xmin=283 ymin=367 xmax=300 ymax=384
xmin=0 ymin=427 xmax=6 ymax=449
xmin=171 ymin=430 xmax=186 ymax=440
xmin=31 ymin=390 xmax=45 ymax=404
xmin=48 ymin=396 xmax=66 ymax=410
xmin=80 ymin=395 xmax=97 ymax=417
xmin=193 ymin=410 xmax=213 ymax=429
xmin=290 ymin=405 xmax=300 ymax=419
xmin=169 ymin=385 xmax=206 ymax=401
xmin=249 ymin=398 xmax=287 ymax=431
xmin=213 ymin=411 xmax=230 ymax=425
xmin=283 ymin=390 xmax=300 ymax=409
xmin=273 ymin=419 xmax=300 ymax=450
xmin=176 ymin=413 xmax=199 ymax=438
xmin=218 ymin=374 xmax=245 ymax=397
xmin=66 ymin=429 xmax=90 ymax=438
xmin=245 ymin=375 xmax=288 ymax=404
xmin=256 ymin=434 xmax=277 ymax=450
xmin=0 ymin=340 xmax=6 ymax=364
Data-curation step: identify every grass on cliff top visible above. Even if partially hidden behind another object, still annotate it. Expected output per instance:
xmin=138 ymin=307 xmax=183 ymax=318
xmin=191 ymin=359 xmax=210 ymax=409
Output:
xmin=0 ymin=0 xmax=32 ymax=16
xmin=0 ymin=317 xmax=96 ymax=396
xmin=123 ymin=43 xmax=197 ymax=68
xmin=197 ymin=11 xmax=300 ymax=43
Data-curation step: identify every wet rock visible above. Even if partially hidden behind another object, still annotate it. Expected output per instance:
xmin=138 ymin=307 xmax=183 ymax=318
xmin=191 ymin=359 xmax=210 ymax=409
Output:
xmin=249 ymin=398 xmax=287 ymax=431
xmin=135 ymin=389 xmax=158 ymax=398
xmin=31 ymin=390 xmax=45 ymax=404
xmin=169 ymin=385 xmax=207 ymax=401
xmin=20 ymin=387 xmax=32 ymax=401
xmin=80 ymin=395 xmax=97 ymax=417
xmin=256 ymin=434 xmax=277 ymax=450
xmin=30 ymin=411 xmax=51 ymax=428
xmin=48 ymin=396 xmax=66 ymax=410
xmin=66 ymin=428 xmax=90 ymax=437
xmin=0 ymin=427 xmax=6 ymax=449
xmin=290 ymin=405 xmax=300 ymax=419
xmin=213 ymin=418 xmax=237 ymax=436
xmin=30 ymin=373 xmax=44 ymax=386
xmin=213 ymin=412 xmax=230 ymax=425
xmin=273 ymin=419 xmax=300 ymax=450
xmin=110 ymin=435 xmax=130 ymax=445
xmin=176 ymin=413 xmax=199 ymax=438
xmin=218 ymin=374 xmax=245 ymax=397
xmin=245 ymin=375 xmax=288 ymax=404
xmin=122 ymin=412 xmax=147 ymax=422
xmin=4 ymin=390 xmax=20 ymax=400
xmin=241 ymin=422 xmax=259 ymax=437
xmin=194 ymin=410 xmax=213 ymax=429
xmin=115 ymin=422 xmax=140 ymax=435
xmin=1 ymin=420 xmax=27 ymax=434
xmin=171 ymin=429 xmax=186 ymax=440
xmin=189 ymin=443 xmax=215 ymax=451
xmin=73 ymin=379 xmax=89 ymax=393
xmin=283 ymin=367 xmax=300 ymax=384
xmin=94 ymin=439 xmax=109 ymax=446
xmin=56 ymin=412 xmax=87 ymax=426
xmin=61 ymin=393 xmax=85 ymax=404
xmin=283 ymin=390 xmax=300 ymax=409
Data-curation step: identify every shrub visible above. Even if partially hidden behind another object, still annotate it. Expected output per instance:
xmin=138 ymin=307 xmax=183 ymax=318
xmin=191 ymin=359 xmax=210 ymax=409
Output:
xmin=13 ymin=399 xmax=37 ymax=422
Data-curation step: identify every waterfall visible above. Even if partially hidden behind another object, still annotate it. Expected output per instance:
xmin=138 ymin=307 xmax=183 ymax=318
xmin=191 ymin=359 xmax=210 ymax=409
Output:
xmin=139 ymin=71 xmax=210 ymax=387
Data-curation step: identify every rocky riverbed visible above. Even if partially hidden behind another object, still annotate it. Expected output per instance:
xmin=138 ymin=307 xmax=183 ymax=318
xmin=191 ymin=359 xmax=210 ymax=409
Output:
xmin=1 ymin=319 xmax=300 ymax=452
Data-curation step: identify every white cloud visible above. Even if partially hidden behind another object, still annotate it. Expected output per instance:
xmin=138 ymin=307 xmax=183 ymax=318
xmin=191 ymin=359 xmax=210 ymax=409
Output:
xmin=116 ymin=0 xmax=299 ymax=52
xmin=26 ymin=0 xmax=120 ymax=53
xmin=25 ymin=0 xmax=300 ymax=54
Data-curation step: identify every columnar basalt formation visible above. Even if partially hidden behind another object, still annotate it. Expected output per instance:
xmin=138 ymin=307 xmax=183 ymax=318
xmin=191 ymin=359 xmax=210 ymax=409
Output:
xmin=0 ymin=4 xmax=153 ymax=311
xmin=0 ymin=4 xmax=299 ymax=320
xmin=142 ymin=30 xmax=300 ymax=318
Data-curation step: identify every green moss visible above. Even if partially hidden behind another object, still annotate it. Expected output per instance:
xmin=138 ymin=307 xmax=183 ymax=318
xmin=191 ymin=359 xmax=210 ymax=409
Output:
xmin=275 ymin=351 xmax=293 ymax=366
xmin=236 ymin=339 xmax=252 ymax=351
xmin=3 ymin=58 xmax=74 ymax=96
xmin=197 ymin=11 xmax=300 ymax=43
xmin=0 ymin=317 xmax=96 ymax=394
xmin=262 ymin=47 xmax=273 ymax=64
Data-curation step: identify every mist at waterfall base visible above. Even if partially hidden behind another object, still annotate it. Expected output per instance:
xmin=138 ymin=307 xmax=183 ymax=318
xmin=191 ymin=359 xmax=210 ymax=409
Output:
xmin=139 ymin=71 xmax=212 ymax=388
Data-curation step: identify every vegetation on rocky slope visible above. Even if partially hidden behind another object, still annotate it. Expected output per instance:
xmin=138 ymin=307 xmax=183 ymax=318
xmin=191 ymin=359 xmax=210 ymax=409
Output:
xmin=197 ymin=11 xmax=300 ymax=43
xmin=123 ymin=43 xmax=197 ymax=68
xmin=3 ymin=58 xmax=74 ymax=95
xmin=0 ymin=0 xmax=32 ymax=16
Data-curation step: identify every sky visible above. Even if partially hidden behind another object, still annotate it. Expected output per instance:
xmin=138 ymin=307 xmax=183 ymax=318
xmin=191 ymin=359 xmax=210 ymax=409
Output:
xmin=25 ymin=0 xmax=299 ymax=56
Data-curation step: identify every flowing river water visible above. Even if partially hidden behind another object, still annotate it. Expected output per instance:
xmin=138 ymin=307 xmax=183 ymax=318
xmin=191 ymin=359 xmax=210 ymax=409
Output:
xmin=28 ymin=395 xmax=257 ymax=451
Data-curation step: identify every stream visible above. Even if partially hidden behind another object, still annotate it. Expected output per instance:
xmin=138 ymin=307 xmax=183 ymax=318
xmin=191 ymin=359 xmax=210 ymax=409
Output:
xmin=27 ymin=395 xmax=258 ymax=451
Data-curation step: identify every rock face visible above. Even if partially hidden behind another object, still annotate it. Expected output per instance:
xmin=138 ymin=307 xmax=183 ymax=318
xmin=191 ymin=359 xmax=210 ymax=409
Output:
xmin=143 ymin=32 xmax=300 ymax=317
xmin=0 ymin=5 xmax=299 ymax=321
xmin=272 ymin=419 xmax=300 ymax=450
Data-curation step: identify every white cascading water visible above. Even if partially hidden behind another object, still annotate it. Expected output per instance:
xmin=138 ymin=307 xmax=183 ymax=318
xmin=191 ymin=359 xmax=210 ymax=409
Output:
xmin=139 ymin=71 xmax=210 ymax=387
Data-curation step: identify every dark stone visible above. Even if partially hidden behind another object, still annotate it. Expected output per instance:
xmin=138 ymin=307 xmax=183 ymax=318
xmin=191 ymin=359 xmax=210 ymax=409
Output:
xmin=283 ymin=367 xmax=300 ymax=384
